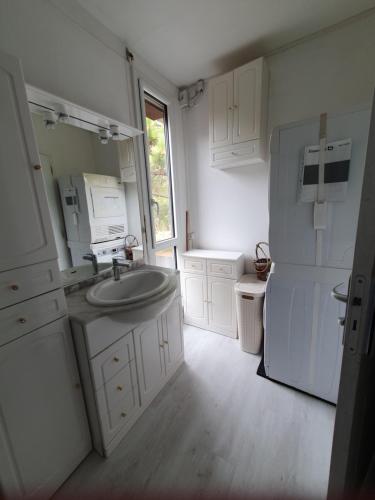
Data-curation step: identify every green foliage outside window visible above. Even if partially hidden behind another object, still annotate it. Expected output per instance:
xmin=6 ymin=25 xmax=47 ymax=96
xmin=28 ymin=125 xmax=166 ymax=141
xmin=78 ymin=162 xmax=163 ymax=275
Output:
xmin=146 ymin=116 xmax=173 ymax=241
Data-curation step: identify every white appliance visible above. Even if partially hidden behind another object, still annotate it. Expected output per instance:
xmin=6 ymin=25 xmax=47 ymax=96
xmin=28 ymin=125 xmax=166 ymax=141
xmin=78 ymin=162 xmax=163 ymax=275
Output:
xmin=264 ymin=106 xmax=371 ymax=403
xmin=58 ymin=173 xmax=127 ymax=266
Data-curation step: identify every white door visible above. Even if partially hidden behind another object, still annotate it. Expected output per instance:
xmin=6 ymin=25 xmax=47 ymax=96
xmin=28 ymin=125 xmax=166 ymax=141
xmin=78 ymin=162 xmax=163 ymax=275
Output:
xmin=0 ymin=318 xmax=91 ymax=497
xmin=328 ymin=93 xmax=375 ymax=495
xmin=134 ymin=318 xmax=165 ymax=407
xmin=162 ymin=296 xmax=184 ymax=374
xmin=233 ymin=59 xmax=262 ymax=144
xmin=207 ymin=276 xmax=237 ymax=338
xmin=182 ymin=272 xmax=208 ymax=327
xmin=0 ymin=50 xmax=56 ymax=272
xmin=209 ymin=72 xmax=233 ymax=149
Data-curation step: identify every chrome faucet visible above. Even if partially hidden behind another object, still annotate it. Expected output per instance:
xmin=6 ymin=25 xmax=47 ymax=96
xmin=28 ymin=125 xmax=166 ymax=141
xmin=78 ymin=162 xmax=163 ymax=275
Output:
xmin=112 ymin=258 xmax=135 ymax=281
xmin=82 ymin=253 xmax=98 ymax=274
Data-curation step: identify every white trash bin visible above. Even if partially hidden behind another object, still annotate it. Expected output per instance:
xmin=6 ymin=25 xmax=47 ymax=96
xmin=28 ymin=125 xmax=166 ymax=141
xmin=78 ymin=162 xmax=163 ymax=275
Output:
xmin=235 ymin=274 xmax=266 ymax=354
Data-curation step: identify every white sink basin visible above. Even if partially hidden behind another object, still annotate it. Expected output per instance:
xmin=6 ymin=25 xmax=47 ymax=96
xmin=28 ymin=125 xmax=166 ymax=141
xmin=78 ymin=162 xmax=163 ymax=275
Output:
xmin=86 ymin=269 xmax=170 ymax=307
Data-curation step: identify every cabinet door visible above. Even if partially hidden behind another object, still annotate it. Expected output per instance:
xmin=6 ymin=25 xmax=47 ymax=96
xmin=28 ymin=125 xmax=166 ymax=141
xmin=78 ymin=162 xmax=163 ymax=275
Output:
xmin=162 ymin=296 xmax=184 ymax=374
xmin=134 ymin=318 xmax=165 ymax=408
xmin=207 ymin=276 xmax=237 ymax=338
xmin=209 ymin=72 xmax=233 ymax=149
xmin=233 ymin=59 xmax=263 ymax=144
xmin=0 ymin=50 xmax=57 ymax=272
xmin=181 ymin=272 xmax=208 ymax=328
xmin=0 ymin=318 xmax=91 ymax=497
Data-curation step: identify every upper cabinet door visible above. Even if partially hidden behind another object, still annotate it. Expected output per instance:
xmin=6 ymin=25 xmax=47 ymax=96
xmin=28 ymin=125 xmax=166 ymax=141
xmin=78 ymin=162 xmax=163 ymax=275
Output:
xmin=233 ymin=59 xmax=263 ymax=144
xmin=209 ymin=72 xmax=233 ymax=149
xmin=0 ymin=51 xmax=56 ymax=272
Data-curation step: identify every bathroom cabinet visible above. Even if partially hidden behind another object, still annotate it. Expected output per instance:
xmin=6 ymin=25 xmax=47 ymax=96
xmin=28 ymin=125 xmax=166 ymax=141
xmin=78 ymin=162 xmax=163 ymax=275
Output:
xmin=0 ymin=50 xmax=57 ymax=273
xmin=208 ymin=57 xmax=268 ymax=168
xmin=71 ymin=294 xmax=184 ymax=457
xmin=0 ymin=50 xmax=91 ymax=498
xmin=181 ymin=250 xmax=245 ymax=337
xmin=0 ymin=318 xmax=91 ymax=497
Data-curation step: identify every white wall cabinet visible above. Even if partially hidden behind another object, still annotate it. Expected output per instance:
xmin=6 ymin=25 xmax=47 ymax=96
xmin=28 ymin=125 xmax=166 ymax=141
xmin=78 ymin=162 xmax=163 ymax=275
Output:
xmin=208 ymin=57 xmax=268 ymax=169
xmin=181 ymin=250 xmax=244 ymax=338
xmin=72 ymin=294 xmax=184 ymax=457
xmin=0 ymin=318 xmax=91 ymax=497
xmin=0 ymin=51 xmax=57 ymax=273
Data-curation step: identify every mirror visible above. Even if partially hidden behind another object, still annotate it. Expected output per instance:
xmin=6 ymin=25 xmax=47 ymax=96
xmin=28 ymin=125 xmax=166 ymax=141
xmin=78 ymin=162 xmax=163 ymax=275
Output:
xmin=31 ymin=112 xmax=144 ymax=287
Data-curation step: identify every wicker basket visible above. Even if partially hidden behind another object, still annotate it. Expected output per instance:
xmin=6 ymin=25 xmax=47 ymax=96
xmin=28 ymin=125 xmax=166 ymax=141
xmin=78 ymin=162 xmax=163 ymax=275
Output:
xmin=254 ymin=242 xmax=271 ymax=281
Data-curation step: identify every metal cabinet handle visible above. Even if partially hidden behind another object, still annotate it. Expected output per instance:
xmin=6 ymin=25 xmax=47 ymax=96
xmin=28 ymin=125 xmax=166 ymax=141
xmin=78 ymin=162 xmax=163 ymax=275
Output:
xmin=331 ymin=283 xmax=348 ymax=303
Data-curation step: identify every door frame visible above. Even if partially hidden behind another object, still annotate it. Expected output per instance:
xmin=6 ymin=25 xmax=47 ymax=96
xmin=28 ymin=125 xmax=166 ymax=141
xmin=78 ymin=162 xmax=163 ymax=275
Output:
xmin=329 ymin=91 xmax=375 ymax=495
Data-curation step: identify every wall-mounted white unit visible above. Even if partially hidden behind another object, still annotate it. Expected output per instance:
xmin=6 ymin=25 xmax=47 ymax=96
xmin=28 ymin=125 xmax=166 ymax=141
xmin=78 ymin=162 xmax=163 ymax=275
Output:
xmin=181 ymin=250 xmax=245 ymax=338
xmin=59 ymin=173 xmax=127 ymax=246
xmin=208 ymin=57 xmax=268 ymax=169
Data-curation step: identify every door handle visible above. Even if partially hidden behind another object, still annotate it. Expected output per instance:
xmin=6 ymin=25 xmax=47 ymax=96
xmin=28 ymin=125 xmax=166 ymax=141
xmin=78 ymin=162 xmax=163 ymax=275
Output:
xmin=331 ymin=283 xmax=348 ymax=303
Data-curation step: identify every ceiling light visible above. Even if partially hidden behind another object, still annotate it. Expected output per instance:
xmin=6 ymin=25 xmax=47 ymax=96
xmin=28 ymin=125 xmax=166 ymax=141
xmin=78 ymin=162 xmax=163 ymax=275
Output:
xmin=57 ymin=112 xmax=69 ymax=123
xmin=98 ymin=128 xmax=110 ymax=144
xmin=43 ymin=110 xmax=57 ymax=130
xmin=110 ymin=124 xmax=121 ymax=141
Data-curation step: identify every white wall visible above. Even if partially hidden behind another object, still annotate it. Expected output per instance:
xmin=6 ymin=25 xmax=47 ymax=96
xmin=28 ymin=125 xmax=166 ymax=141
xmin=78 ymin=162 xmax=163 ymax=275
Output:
xmin=0 ymin=0 xmax=185 ymax=266
xmin=184 ymin=12 xmax=375 ymax=271
xmin=0 ymin=0 xmax=131 ymax=125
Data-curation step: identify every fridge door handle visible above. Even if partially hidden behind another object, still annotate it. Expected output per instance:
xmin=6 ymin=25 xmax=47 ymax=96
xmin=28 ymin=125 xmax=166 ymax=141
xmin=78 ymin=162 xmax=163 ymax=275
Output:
xmin=331 ymin=283 xmax=348 ymax=303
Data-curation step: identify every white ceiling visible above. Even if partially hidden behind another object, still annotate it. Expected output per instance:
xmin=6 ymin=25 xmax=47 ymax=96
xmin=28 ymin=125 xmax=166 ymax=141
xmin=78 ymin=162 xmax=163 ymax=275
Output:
xmin=78 ymin=0 xmax=375 ymax=86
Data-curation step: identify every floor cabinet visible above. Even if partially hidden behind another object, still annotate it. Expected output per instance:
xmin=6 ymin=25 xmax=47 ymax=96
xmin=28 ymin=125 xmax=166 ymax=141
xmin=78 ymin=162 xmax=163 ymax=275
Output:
xmin=0 ymin=319 xmax=91 ymax=497
xmin=72 ymin=294 xmax=184 ymax=457
xmin=181 ymin=250 xmax=244 ymax=338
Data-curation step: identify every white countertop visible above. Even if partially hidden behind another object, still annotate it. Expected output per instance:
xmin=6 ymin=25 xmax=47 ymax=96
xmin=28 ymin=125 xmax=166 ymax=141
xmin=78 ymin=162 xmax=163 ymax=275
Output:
xmin=181 ymin=249 xmax=244 ymax=261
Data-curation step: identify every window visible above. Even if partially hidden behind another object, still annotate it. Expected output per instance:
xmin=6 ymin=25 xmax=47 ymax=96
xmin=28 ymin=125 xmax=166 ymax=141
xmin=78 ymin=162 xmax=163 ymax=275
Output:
xmin=144 ymin=93 xmax=175 ymax=244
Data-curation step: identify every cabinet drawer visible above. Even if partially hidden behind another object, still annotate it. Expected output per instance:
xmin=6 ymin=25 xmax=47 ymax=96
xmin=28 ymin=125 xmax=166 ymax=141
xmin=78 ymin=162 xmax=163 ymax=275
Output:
xmin=207 ymin=260 xmax=237 ymax=279
xmin=103 ymin=362 xmax=137 ymax=410
xmin=91 ymin=334 xmax=135 ymax=389
xmin=97 ymin=384 xmax=139 ymax=444
xmin=210 ymin=140 xmax=262 ymax=167
xmin=0 ymin=289 xmax=66 ymax=347
xmin=182 ymin=257 xmax=206 ymax=274
xmin=0 ymin=260 xmax=61 ymax=310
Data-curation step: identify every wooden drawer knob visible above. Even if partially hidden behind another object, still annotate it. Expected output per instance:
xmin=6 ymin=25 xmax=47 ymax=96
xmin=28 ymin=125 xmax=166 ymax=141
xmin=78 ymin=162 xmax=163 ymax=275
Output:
xmin=117 ymin=385 xmax=123 ymax=391
xmin=18 ymin=317 xmax=27 ymax=324
xmin=113 ymin=356 xmax=120 ymax=362
xmin=10 ymin=284 xmax=19 ymax=291
xmin=121 ymin=412 xmax=127 ymax=418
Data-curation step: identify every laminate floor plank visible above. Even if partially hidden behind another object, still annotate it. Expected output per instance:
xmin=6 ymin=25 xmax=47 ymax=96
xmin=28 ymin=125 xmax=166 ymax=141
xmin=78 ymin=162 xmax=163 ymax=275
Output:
xmin=56 ymin=325 xmax=335 ymax=499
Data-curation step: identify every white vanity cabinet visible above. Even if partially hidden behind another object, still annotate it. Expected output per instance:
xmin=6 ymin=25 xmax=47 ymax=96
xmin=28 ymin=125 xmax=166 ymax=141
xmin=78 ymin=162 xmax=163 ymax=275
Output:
xmin=181 ymin=250 xmax=244 ymax=338
xmin=72 ymin=294 xmax=184 ymax=457
xmin=208 ymin=57 xmax=268 ymax=169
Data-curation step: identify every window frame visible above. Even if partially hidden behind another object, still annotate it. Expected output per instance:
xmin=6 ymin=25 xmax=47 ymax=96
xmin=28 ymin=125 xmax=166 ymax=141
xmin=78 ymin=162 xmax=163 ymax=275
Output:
xmin=139 ymin=83 xmax=178 ymax=253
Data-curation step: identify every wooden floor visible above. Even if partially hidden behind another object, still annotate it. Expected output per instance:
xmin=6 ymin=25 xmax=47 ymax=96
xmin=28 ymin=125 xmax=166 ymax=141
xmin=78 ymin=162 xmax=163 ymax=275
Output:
xmin=56 ymin=325 xmax=335 ymax=499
